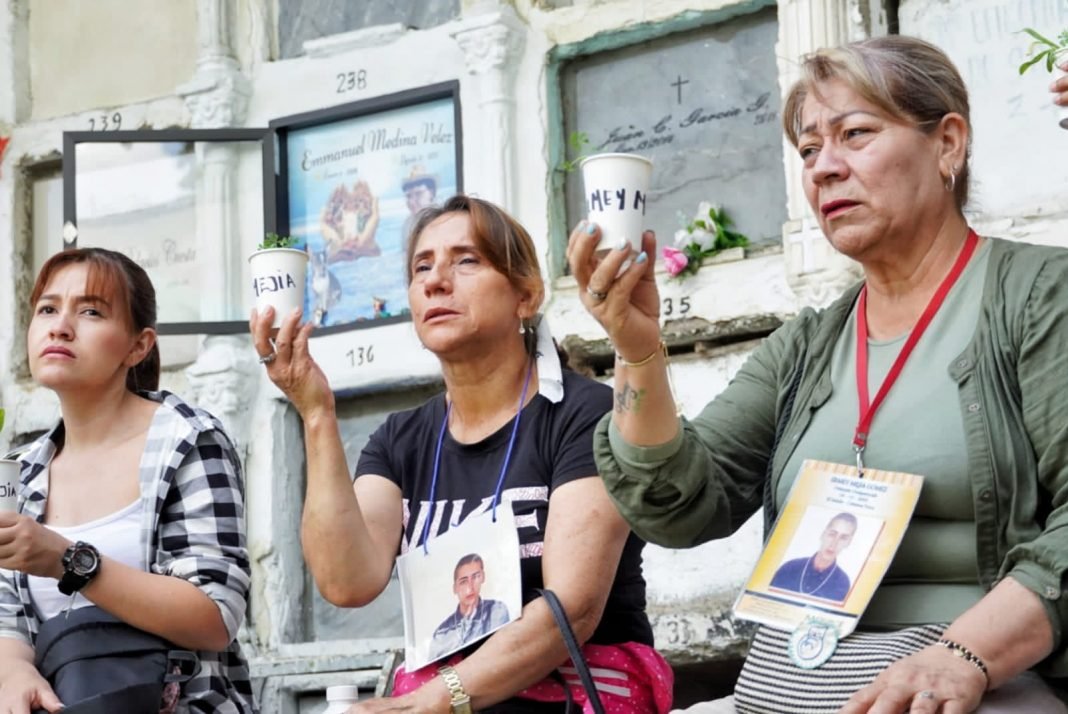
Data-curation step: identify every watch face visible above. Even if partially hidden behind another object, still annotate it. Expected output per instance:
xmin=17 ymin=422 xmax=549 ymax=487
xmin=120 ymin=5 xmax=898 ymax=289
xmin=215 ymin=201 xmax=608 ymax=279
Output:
xmin=71 ymin=547 xmax=98 ymax=574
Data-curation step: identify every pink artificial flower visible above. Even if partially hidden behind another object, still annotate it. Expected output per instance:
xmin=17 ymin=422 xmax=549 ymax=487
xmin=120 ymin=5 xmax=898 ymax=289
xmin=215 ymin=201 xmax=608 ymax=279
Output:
xmin=662 ymin=246 xmax=689 ymax=277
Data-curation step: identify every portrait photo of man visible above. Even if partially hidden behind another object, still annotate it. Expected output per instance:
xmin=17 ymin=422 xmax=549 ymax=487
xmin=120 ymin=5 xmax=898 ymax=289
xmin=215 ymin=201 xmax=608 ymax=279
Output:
xmin=769 ymin=511 xmax=858 ymax=602
xmin=428 ymin=553 xmax=510 ymax=661
xmin=400 ymin=165 xmax=437 ymax=243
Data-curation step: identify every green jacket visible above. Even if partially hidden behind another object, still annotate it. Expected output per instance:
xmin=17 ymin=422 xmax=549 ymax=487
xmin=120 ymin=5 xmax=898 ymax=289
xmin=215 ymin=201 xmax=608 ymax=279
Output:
xmin=595 ymin=237 xmax=1068 ymax=676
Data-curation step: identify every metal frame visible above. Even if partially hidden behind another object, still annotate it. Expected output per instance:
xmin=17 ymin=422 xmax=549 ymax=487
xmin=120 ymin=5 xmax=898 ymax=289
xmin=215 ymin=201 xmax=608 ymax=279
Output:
xmin=62 ymin=129 xmax=274 ymax=335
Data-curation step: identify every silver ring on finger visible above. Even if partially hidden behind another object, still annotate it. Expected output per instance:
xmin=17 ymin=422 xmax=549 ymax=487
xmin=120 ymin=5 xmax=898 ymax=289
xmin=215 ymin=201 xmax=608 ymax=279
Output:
xmin=916 ymin=690 xmax=935 ymax=700
xmin=586 ymin=285 xmax=608 ymax=303
xmin=258 ymin=352 xmax=277 ymax=365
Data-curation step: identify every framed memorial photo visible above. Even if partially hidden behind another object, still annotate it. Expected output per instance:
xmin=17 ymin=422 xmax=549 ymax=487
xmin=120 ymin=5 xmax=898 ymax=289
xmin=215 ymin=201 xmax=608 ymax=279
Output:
xmin=268 ymin=81 xmax=462 ymax=394
xmin=270 ymin=81 xmax=462 ymax=335
xmin=62 ymin=129 xmax=274 ymax=335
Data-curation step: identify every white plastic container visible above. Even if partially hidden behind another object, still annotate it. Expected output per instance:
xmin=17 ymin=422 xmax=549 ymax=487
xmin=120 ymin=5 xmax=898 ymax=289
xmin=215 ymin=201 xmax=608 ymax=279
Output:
xmin=248 ymin=248 xmax=308 ymax=328
xmin=580 ymin=153 xmax=654 ymax=251
xmin=322 ymin=685 xmax=361 ymax=714
xmin=1058 ymin=66 xmax=1068 ymax=130
xmin=0 ymin=459 xmax=20 ymax=513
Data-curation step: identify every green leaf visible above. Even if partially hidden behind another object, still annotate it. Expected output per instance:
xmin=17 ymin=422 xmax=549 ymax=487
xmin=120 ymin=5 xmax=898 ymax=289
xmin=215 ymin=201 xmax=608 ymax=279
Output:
xmin=569 ymin=131 xmax=590 ymax=153
xmin=0 ymin=408 xmax=5 ymax=434
xmin=1022 ymin=28 xmax=1059 ymax=50
xmin=258 ymin=233 xmax=298 ymax=250
xmin=561 ymin=131 xmax=591 ymax=173
xmin=1019 ymin=51 xmax=1051 ymax=75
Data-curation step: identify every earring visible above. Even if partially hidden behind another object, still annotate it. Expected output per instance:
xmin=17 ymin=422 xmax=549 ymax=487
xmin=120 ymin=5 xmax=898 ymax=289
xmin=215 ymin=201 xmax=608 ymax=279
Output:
xmin=518 ymin=319 xmax=527 ymax=335
xmin=945 ymin=170 xmax=957 ymax=193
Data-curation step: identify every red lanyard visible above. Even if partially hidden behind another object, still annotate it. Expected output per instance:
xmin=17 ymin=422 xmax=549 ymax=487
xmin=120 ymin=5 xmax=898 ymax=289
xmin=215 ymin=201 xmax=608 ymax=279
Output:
xmin=853 ymin=229 xmax=980 ymax=470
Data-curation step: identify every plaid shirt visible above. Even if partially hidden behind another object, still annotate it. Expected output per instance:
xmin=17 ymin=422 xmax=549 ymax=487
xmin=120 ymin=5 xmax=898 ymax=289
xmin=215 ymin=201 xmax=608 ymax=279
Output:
xmin=0 ymin=391 xmax=257 ymax=713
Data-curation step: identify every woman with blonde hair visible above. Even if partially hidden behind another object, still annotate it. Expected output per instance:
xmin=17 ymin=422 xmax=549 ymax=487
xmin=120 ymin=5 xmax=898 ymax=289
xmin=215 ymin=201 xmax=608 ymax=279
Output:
xmin=570 ymin=36 xmax=1068 ymax=713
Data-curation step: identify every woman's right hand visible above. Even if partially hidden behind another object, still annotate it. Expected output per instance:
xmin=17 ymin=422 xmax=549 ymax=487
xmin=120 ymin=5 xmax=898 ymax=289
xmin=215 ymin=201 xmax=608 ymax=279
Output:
xmin=0 ymin=661 xmax=64 ymax=714
xmin=250 ymin=306 xmax=336 ymax=422
xmin=566 ymin=221 xmax=663 ymax=361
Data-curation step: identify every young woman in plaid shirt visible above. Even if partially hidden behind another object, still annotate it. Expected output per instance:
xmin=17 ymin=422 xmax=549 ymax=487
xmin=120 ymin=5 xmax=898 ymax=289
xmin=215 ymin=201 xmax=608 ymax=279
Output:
xmin=0 ymin=248 xmax=257 ymax=713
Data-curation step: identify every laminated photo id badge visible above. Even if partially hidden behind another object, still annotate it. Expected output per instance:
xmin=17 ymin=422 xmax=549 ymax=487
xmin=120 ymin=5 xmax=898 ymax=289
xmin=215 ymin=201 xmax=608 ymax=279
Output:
xmin=397 ymin=503 xmax=523 ymax=670
xmin=733 ymin=459 xmax=923 ymax=666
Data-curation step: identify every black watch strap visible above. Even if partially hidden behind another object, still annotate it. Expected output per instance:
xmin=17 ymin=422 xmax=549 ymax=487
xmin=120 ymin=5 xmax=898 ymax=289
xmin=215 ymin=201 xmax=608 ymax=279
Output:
xmin=58 ymin=541 xmax=100 ymax=596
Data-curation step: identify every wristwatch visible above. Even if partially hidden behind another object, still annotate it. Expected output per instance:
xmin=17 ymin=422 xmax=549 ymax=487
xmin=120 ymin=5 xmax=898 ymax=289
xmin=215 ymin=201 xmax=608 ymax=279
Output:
xmin=58 ymin=541 xmax=101 ymax=595
xmin=438 ymin=665 xmax=472 ymax=714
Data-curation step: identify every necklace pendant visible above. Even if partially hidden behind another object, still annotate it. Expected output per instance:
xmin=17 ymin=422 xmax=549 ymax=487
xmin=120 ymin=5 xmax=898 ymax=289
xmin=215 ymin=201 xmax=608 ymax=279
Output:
xmin=789 ymin=616 xmax=839 ymax=669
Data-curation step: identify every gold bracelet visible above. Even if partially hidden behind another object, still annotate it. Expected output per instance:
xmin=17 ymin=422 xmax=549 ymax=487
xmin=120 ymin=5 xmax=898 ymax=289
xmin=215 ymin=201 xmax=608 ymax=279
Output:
xmin=615 ymin=340 xmax=682 ymax=416
xmin=616 ymin=341 xmax=667 ymax=368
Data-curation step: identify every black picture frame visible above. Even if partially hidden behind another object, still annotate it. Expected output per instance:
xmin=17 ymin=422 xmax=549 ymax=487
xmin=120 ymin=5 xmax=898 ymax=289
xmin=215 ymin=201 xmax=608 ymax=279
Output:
xmin=269 ymin=80 xmax=463 ymax=336
xmin=62 ymin=129 xmax=274 ymax=335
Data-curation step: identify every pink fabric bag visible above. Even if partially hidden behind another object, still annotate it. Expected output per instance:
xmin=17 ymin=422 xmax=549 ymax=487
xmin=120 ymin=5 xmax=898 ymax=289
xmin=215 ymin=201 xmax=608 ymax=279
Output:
xmin=393 ymin=641 xmax=674 ymax=713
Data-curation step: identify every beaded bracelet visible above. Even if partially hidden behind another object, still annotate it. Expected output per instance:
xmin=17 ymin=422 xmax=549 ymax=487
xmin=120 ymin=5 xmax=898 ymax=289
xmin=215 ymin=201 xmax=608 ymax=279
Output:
xmin=935 ymin=638 xmax=990 ymax=689
xmin=616 ymin=340 xmax=667 ymax=368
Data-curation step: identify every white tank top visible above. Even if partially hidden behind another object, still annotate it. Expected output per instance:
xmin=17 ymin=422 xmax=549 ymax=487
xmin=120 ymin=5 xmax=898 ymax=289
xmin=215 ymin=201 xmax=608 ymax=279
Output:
xmin=28 ymin=497 xmax=144 ymax=621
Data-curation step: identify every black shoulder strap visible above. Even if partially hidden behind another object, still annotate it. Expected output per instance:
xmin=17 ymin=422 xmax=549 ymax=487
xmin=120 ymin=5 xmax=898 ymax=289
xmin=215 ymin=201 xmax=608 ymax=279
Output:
xmin=537 ymin=589 xmax=606 ymax=714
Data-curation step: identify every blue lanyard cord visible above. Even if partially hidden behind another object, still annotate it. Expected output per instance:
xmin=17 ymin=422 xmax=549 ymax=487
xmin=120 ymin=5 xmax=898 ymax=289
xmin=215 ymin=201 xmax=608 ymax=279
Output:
xmin=418 ymin=360 xmax=535 ymax=554
xmin=419 ymin=402 xmax=453 ymax=555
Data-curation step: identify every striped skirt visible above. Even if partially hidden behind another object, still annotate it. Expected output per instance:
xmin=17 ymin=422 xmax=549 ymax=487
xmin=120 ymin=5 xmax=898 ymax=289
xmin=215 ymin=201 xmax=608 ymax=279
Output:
xmin=733 ymin=623 xmax=947 ymax=713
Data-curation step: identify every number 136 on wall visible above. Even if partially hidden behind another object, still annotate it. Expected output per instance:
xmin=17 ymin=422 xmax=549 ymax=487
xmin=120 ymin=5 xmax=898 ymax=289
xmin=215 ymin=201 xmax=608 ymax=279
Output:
xmin=346 ymin=344 xmax=375 ymax=367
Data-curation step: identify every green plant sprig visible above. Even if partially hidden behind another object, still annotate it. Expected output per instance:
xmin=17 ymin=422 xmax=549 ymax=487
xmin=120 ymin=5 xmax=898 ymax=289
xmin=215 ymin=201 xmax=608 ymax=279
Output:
xmin=1018 ymin=28 xmax=1068 ymax=75
xmin=0 ymin=408 xmax=5 ymax=434
xmin=560 ymin=131 xmax=592 ymax=173
xmin=258 ymin=233 xmax=299 ymax=250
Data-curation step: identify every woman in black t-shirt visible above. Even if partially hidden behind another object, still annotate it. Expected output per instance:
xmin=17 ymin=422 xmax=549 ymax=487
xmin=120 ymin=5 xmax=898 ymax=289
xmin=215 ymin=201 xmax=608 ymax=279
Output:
xmin=251 ymin=195 xmax=672 ymax=713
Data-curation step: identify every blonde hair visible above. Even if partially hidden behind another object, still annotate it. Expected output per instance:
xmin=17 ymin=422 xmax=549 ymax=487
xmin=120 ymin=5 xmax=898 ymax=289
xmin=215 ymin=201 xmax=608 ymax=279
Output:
xmin=783 ymin=35 xmax=972 ymax=210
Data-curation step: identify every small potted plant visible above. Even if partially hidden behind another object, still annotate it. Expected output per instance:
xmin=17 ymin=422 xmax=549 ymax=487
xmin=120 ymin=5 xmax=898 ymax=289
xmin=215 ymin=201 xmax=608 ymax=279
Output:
xmin=663 ymin=201 xmax=749 ymax=280
xmin=0 ymin=408 xmax=19 ymax=512
xmin=248 ymin=233 xmax=308 ymax=328
xmin=1018 ymin=27 xmax=1068 ymax=129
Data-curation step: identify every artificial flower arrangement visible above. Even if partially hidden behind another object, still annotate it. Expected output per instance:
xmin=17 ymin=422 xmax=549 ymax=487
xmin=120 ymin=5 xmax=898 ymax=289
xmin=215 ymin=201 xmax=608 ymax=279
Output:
xmin=662 ymin=201 xmax=749 ymax=279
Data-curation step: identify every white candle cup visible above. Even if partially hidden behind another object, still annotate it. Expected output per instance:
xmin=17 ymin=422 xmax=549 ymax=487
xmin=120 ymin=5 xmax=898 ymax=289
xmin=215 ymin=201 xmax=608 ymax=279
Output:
xmin=1058 ymin=66 xmax=1068 ymax=130
xmin=248 ymin=248 xmax=309 ymax=328
xmin=580 ymin=153 xmax=654 ymax=252
xmin=0 ymin=459 xmax=20 ymax=513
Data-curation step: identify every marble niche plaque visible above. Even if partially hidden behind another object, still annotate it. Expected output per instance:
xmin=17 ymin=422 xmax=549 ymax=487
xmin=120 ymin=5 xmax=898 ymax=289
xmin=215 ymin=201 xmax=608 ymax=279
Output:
xmin=278 ymin=0 xmax=461 ymax=58
xmin=562 ymin=7 xmax=788 ymax=256
xmin=901 ymin=0 xmax=1068 ymax=218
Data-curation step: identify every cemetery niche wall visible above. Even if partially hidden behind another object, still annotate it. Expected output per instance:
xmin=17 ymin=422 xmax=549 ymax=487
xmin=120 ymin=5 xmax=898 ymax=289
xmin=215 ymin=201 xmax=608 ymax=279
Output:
xmin=559 ymin=6 xmax=787 ymax=265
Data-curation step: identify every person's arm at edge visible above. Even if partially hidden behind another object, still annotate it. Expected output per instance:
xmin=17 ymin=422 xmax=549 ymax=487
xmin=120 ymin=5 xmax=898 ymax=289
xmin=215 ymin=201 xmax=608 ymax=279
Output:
xmin=301 ymin=408 xmax=401 ymax=607
xmin=594 ymin=320 xmax=793 ymax=549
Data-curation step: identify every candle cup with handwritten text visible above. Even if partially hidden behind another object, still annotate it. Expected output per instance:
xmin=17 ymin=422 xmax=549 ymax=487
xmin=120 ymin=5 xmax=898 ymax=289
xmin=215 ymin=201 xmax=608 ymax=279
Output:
xmin=580 ymin=153 xmax=653 ymax=252
xmin=249 ymin=247 xmax=309 ymax=329
xmin=0 ymin=459 xmax=19 ymax=513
